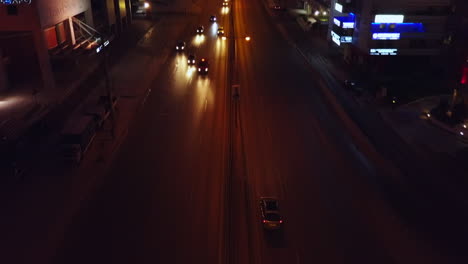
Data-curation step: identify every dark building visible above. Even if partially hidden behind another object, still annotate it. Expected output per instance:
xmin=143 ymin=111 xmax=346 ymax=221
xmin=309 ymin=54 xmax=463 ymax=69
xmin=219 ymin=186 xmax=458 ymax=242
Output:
xmin=0 ymin=0 xmax=132 ymax=92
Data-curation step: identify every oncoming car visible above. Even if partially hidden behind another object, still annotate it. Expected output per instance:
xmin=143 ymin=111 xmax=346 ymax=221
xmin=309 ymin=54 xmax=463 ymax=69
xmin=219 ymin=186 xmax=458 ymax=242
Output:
xmin=197 ymin=58 xmax=209 ymax=74
xmin=259 ymin=197 xmax=283 ymax=230
xmin=196 ymin=26 xmax=204 ymax=34
xmin=210 ymin=15 xmax=217 ymax=22
xmin=175 ymin=41 xmax=186 ymax=51
xmin=187 ymin=54 xmax=196 ymax=66
xmin=217 ymin=27 xmax=225 ymax=37
xmin=222 ymin=2 xmax=228 ymax=6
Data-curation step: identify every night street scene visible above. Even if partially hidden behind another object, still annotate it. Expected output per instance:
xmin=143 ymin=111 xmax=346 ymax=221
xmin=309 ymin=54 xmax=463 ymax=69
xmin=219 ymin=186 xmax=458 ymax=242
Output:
xmin=1 ymin=0 xmax=468 ymax=263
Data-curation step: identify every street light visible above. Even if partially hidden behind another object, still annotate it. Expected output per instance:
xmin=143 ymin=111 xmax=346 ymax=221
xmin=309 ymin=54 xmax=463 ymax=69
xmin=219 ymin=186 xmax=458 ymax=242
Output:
xmin=144 ymin=2 xmax=150 ymax=9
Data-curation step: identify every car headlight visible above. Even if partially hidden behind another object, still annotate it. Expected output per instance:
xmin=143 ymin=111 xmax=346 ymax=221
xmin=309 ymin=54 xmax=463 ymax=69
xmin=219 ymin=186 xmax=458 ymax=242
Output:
xmin=192 ymin=60 xmax=195 ymax=63
xmin=176 ymin=47 xmax=179 ymax=49
xmin=187 ymin=60 xmax=190 ymax=63
xmin=198 ymin=68 xmax=201 ymax=71
xmin=181 ymin=46 xmax=184 ymax=50
xmin=205 ymin=68 xmax=208 ymax=72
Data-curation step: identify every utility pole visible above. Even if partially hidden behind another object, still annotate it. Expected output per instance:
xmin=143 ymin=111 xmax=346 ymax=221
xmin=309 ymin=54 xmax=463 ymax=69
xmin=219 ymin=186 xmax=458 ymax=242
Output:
xmin=99 ymin=39 xmax=117 ymax=139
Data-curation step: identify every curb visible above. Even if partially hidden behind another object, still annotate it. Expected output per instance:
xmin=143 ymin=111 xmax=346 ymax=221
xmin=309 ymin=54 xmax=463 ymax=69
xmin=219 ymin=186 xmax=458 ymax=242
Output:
xmin=426 ymin=116 xmax=468 ymax=144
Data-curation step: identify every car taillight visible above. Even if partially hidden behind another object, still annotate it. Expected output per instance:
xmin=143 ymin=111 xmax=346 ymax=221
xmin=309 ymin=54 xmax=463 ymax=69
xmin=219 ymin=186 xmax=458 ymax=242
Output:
xmin=263 ymin=220 xmax=266 ymax=223
xmin=279 ymin=220 xmax=283 ymax=223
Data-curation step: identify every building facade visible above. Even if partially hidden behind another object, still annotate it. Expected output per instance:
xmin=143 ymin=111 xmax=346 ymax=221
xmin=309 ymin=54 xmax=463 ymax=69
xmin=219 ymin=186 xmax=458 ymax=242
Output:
xmin=328 ymin=0 xmax=453 ymax=68
xmin=0 ymin=0 xmax=132 ymax=92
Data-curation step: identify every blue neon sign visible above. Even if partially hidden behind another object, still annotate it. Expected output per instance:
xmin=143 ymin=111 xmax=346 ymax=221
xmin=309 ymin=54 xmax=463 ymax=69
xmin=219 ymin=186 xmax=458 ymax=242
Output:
xmin=371 ymin=23 xmax=425 ymax=33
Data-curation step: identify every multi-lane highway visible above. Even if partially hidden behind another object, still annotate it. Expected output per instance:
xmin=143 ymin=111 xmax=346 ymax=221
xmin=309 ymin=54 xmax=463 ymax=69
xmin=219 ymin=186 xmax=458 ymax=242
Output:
xmin=50 ymin=0 xmax=468 ymax=263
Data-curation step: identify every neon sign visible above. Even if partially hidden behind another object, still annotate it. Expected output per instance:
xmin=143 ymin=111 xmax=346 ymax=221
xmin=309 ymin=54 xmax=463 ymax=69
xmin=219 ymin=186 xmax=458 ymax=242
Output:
xmin=341 ymin=36 xmax=352 ymax=43
xmin=334 ymin=18 xmax=340 ymax=27
xmin=0 ymin=0 xmax=32 ymax=4
xmin=372 ymin=33 xmax=401 ymax=40
xmin=343 ymin=22 xmax=354 ymax=28
xmin=371 ymin=23 xmax=424 ymax=33
xmin=370 ymin=48 xmax=398 ymax=55
xmin=335 ymin=3 xmax=343 ymax=13
xmin=331 ymin=31 xmax=341 ymax=46
xmin=374 ymin=14 xmax=404 ymax=23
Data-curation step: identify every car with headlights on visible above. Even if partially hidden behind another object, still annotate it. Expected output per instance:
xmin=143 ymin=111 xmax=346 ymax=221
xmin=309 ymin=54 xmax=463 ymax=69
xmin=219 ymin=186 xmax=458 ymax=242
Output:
xmin=217 ymin=27 xmax=225 ymax=37
xmin=210 ymin=15 xmax=217 ymax=22
xmin=187 ymin=54 xmax=196 ymax=66
xmin=259 ymin=197 xmax=283 ymax=230
xmin=175 ymin=41 xmax=186 ymax=51
xmin=197 ymin=58 xmax=209 ymax=74
xmin=222 ymin=2 xmax=228 ymax=6
xmin=196 ymin=26 xmax=204 ymax=34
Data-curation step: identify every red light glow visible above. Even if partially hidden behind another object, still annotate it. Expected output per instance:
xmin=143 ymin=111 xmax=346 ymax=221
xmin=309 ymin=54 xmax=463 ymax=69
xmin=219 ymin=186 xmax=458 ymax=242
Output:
xmin=461 ymin=66 xmax=468 ymax=84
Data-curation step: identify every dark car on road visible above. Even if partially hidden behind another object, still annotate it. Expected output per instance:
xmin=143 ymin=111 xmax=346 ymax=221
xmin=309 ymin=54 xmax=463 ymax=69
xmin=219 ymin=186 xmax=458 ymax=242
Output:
xmin=210 ymin=15 xmax=217 ymax=22
xmin=197 ymin=58 xmax=209 ymax=74
xmin=217 ymin=27 xmax=225 ymax=37
xmin=175 ymin=41 xmax=186 ymax=51
xmin=196 ymin=26 xmax=204 ymax=34
xmin=259 ymin=197 xmax=283 ymax=230
xmin=187 ymin=54 xmax=196 ymax=66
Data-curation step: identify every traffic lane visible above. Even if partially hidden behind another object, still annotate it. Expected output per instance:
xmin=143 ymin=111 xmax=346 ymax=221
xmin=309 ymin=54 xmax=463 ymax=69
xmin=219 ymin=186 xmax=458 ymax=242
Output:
xmin=51 ymin=21 xmax=229 ymax=264
xmin=234 ymin=0 xmax=441 ymax=263
xmin=235 ymin=39 xmax=396 ymax=263
xmin=237 ymin=42 xmax=438 ymax=263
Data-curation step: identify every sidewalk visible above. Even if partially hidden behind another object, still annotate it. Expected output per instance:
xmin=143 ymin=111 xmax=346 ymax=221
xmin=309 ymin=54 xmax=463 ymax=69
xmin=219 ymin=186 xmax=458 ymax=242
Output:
xmin=0 ymin=13 xmax=195 ymax=264
xmin=0 ymin=19 xmax=155 ymax=180
xmin=380 ymin=96 xmax=468 ymax=157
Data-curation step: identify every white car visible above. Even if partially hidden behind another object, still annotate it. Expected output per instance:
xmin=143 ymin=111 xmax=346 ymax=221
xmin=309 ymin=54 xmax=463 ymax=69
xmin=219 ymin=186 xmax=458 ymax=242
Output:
xmin=259 ymin=197 xmax=283 ymax=230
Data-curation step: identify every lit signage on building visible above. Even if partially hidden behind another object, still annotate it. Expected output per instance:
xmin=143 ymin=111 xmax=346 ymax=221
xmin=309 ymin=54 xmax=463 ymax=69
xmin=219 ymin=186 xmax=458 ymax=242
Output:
xmin=331 ymin=31 xmax=341 ymax=46
xmin=343 ymin=22 xmax=354 ymax=28
xmin=335 ymin=15 xmax=355 ymax=29
xmin=0 ymin=0 xmax=32 ymax=3
xmin=372 ymin=33 xmax=401 ymax=40
xmin=341 ymin=36 xmax=352 ymax=43
xmin=374 ymin=14 xmax=404 ymax=23
xmin=331 ymin=31 xmax=352 ymax=45
xmin=334 ymin=18 xmax=341 ymax=27
xmin=370 ymin=48 xmax=398 ymax=55
xmin=371 ymin=23 xmax=424 ymax=33
xmin=335 ymin=3 xmax=343 ymax=13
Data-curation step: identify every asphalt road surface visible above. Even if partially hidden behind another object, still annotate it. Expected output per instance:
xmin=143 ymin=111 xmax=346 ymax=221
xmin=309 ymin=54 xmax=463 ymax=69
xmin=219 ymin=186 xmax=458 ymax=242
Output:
xmin=51 ymin=0 xmax=467 ymax=263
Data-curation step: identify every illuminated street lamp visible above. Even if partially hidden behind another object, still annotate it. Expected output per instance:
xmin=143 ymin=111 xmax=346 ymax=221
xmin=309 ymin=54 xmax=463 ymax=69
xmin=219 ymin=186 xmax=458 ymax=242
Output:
xmin=144 ymin=2 xmax=150 ymax=9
